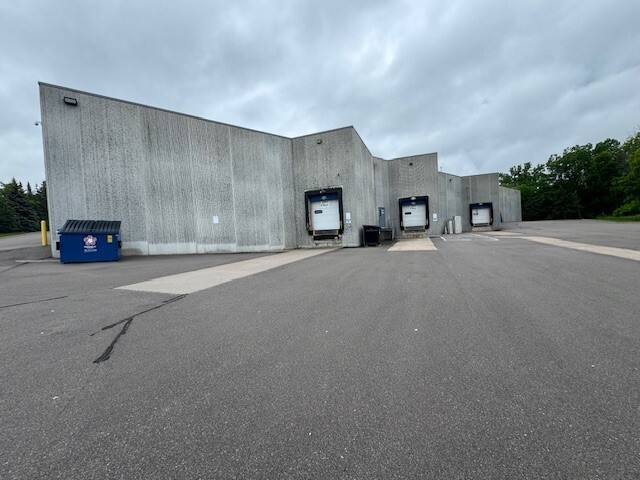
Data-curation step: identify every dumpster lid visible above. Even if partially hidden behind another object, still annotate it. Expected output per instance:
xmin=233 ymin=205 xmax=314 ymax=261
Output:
xmin=59 ymin=220 xmax=121 ymax=234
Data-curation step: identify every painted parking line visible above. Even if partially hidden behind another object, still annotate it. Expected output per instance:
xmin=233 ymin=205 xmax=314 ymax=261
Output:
xmin=387 ymin=238 xmax=437 ymax=251
xmin=439 ymin=237 xmax=471 ymax=242
xmin=117 ymin=248 xmax=336 ymax=295
xmin=469 ymin=234 xmax=499 ymax=241
xmin=519 ymin=236 xmax=640 ymax=262
xmin=482 ymin=231 xmax=520 ymax=236
xmin=438 ymin=234 xmax=496 ymax=242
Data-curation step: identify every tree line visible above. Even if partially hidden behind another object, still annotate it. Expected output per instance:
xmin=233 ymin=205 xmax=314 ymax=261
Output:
xmin=0 ymin=179 xmax=48 ymax=233
xmin=500 ymin=132 xmax=640 ymax=220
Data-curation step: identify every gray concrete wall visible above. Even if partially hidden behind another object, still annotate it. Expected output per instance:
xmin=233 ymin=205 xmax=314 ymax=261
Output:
xmin=386 ymin=153 xmax=441 ymax=237
xmin=351 ymin=130 xmax=378 ymax=231
xmin=437 ymin=172 xmax=464 ymax=230
xmin=499 ymin=186 xmax=522 ymax=222
xmin=461 ymin=173 xmax=502 ymax=231
xmin=40 ymin=83 xmax=295 ymax=256
xmin=40 ymin=83 xmax=520 ymax=254
xmin=373 ymin=157 xmax=391 ymax=227
xmin=291 ymin=127 xmax=376 ymax=247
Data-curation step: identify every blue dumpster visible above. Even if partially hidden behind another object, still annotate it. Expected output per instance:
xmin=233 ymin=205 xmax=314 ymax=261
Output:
xmin=58 ymin=220 xmax=121 ymax=264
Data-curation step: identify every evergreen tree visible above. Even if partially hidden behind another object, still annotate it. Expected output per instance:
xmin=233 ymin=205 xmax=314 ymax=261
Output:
xmin=1 ymin=179 xmax=38 ymax=231
xmin=32 ymin=181 xmax=49 ymax=223
xmin=0 ymin=189 xmax=19 ymax=232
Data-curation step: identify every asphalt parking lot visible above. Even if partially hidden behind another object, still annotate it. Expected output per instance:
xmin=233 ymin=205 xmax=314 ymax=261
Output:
xmin=1 ymin=220 xmax=639 ymax=479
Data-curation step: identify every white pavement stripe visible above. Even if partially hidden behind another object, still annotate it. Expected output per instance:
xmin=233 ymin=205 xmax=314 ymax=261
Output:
xmin=387 ymin=238 xmax=437 ymax=251
xmin=469 ymin=234 xmax=499 ymax=241
xmin=483 ymin=231 xmax=520 ymax=236
xmin=521 ymin=236 xmax=640 ymax=262
xmin=117 ymin=248 xmax=336 ymax=294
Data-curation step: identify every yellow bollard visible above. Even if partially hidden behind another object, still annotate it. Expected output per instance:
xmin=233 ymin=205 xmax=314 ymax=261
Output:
xmin=41 ymin=220 xmax=48 ymax=246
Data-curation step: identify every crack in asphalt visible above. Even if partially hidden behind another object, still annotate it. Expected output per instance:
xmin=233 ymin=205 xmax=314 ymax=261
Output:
xmin=92 ymin=294 xmax=187 ymax=364
xmin=0 ymin=295 xmax=69 ymax=309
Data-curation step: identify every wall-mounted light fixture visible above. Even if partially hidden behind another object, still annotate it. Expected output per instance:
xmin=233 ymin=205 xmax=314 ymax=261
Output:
xmin=63 ymin=97 xmax=78 ymax=106
xmin=409 ymin=162 xmax=413 ymax=166
xmin=316 ymin=139 xmax=322 ymax=144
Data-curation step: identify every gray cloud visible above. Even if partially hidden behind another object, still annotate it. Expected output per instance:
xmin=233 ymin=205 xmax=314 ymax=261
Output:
xmin=1 ymin=0 xmax=639 ymax=187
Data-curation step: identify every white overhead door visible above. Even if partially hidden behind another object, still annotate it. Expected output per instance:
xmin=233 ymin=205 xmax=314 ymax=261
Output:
xmin=310 ymin=198 xmax=340 ymax=231
xmin=402 ymin=202 xmax=427 ymax=228
xmin=472 ymin=206 xmax=491 ymax=225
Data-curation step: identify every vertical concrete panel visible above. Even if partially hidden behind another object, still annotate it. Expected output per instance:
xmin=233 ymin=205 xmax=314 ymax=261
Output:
xmin=77 ymin=96 xmax=114 ymax=221
xmin=349 ymin=130 xmax=377 ymax=245
xmin=292 ymin=128 xmax=358 ymax=248
xmin=74 ymin=96 xmax=151 ymax=254
xmin=438 ymin=172 xmax=464 ymax=227
xmin=186 ymin=120 xmax=236 ymax=252
xmin=463 ymin=173 xmax=501 ymax=230
xmin=104 ymin=101 xmax=148 ymax=253
xmin=280 ymin=141 xmax=296 ymax=249
xmin=265 ymin=133 xmax=295 ymax=249
xmin=230 ymin=127 xmax=291 ymax=251
xmin=499 ymin=186 xmax=522 ymax=222
xmin=373 ymin=157 xmax=391 ymax=227
xmin=41 ymin=85 xmax=152 ymax=255
xmin=461 ymin=177 xmax=471 ymax=230
xmin=387 ymin=153 xmax=440 ymax=237
xmin=142 ymin=109 xmax=196 ymax=254
xmin=438 ymin=173 xmax=463 ymax=224
xmin=40 ymin=85 xmax=88 ymax=256
xmin=291 ymin=139 xmax=308 ymax=245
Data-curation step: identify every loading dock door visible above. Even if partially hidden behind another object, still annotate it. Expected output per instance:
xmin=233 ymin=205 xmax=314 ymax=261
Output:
xmin=398 ymin=196 xmax=429 ymax=230
xmin=310 ymin=197 xmax=341 ymax=231
xmin=401 ymin=202 xmax=427 ymax=228
xmin=470 ymin=203 xmax=493 ymax=226
xmin=305 ymin=188 xmax=344 ymax=238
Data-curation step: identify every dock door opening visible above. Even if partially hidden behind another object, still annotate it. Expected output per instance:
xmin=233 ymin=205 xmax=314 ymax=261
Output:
xmin=399 ymin=196 xmax=429 ymax=231
xmin=470 ymin=202 xmax=493 ymax=226
xmin=305 ymin=187 xmax=344 ymax=239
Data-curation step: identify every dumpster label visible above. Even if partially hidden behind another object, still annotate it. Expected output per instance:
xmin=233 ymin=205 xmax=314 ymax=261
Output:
xmin=83 ymin=235 xmax=98 ymax=253
xmin=107 ymin=235 xmax=113 ymax=243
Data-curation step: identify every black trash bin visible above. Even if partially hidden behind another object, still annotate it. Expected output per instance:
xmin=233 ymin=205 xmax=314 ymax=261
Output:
xmin=362 ymin=225 xmax=381 ymax=246
xmin=58 ymin=220 xmax=122 ymax=264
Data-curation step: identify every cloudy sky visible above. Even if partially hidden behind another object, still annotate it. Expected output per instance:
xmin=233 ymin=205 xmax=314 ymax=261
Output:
xmin=1 ymin=0 xmax=639 ymax=188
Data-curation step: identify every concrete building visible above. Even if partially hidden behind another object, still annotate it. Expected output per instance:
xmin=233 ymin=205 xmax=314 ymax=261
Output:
xmin=39 ymin=83 xmax=522 ymax=256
